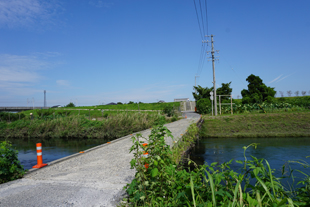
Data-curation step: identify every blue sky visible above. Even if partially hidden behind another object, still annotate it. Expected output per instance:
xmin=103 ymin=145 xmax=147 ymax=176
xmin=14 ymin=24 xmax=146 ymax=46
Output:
xmin=0 ymin=0 xmax=309 ymax=106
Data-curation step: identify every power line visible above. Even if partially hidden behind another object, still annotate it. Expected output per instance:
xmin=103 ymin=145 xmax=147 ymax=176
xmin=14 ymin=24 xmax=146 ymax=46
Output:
xmin=198 ymin=0 xmax=206 ymax=38
xmin=205 ymin=0 xmax=209 ymax=36
xmin=193 ymin=0 xmax=203 ymax=39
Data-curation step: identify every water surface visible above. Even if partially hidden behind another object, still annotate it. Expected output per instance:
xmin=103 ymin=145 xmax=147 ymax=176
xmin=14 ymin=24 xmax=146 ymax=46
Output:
xmin=1 ymin=138 xmax=109 ymax=170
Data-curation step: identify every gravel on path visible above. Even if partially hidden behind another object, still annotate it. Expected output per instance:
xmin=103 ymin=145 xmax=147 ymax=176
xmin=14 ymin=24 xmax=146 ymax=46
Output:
xmin=0 ymin=112 xmax=200 ymax=207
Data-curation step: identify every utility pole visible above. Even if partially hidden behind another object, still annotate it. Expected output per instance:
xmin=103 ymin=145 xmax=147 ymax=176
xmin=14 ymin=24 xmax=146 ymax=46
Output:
xmin=204 ymin=34 xmax=219 ymax=115
xmin=211 ymin=35 xmax=217 ymax=115
xmin=195 ymin=75 xmax=199 ymax=94
xmin=44 ymin=90 xmax=46 ymax=108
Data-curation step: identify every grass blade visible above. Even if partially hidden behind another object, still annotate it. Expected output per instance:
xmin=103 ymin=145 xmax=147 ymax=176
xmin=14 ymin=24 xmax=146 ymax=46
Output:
xmin=265 ymin=160 xmax=276 ymax=198
xmin=256 ymin=190 xmax=262 ymax=207
xmin=255 ymin=175 xmax=273 ymax=201
xmin=190 ymin=175 xmax=196 ymax=207
xmin=205 ymin=170 xmax=216 ymax=207
xmin=232 ymin=179 xmax=242 ymax=207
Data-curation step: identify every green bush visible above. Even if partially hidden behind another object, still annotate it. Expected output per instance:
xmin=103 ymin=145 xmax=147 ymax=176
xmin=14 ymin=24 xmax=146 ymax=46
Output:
xmin=0 ymin=141 xmax=26 ymax=184
xmin=35 ymin=109 xmax=55 ymax=117
xmin=196 ymin=98 xmax=211 ymax=114
xmin=65 ymin=102 xmax=75 ymax=107
xmin=0 ymin=112 xmax=25 ymax=122
xmin=162 ymin=105 xmax=175 ymax=117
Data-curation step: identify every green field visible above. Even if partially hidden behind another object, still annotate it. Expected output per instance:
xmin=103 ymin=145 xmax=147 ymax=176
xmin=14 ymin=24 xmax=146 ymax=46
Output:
xmin=66 ymin=102 xmax=180 ymax=110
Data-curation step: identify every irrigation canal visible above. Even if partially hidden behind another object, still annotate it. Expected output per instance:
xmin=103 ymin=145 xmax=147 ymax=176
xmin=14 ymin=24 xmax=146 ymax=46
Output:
xmin=190 ymin=137 xmax=310 ymax=187
xmin=0 ymin=111 xmax=201 ymax=207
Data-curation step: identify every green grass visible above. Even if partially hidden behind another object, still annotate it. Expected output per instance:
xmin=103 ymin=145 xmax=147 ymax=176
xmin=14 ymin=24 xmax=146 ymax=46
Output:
xmin=0 ymin=113 xmax=176 ymax=139
xmin=20 ymin=108 xmax=159 ymax=119
xmin=200 ymin=112 xmax=310 ymax=138
xmin=65 ymin=102 xmax=180 ymax=111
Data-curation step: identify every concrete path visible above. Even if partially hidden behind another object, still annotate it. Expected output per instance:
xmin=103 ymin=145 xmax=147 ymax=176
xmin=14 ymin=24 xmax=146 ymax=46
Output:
xmin=0 ymin=112 xmax=200 ymax=207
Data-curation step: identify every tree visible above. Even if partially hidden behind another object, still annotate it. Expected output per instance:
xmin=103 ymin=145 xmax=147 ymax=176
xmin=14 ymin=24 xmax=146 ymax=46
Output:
xmin=193 ymin=82 xmax=232 ymax=102
xmin=294 ymin=91 xmax=299 ymax=96
xmin=241 ymin=74 xmax=276 ymax=104
xmin=117 ymin=102 xmax=123 ymax=105
xmin=216 ymin=82 xmax=232 ymax=100
xmin=287 ymin=91 xmax=292 ymax=97
xmin=279 ymin=91 xmax=284 ymax=97
xmin=65 ymin=102 xmax=75 ymax=107
xmin=192 ymin=85 xmax=213 ymax=102
xmin=128 ymin=101 xmax=134 ymax=104
xmin=302 ymin=91 xmax=306 ymax=96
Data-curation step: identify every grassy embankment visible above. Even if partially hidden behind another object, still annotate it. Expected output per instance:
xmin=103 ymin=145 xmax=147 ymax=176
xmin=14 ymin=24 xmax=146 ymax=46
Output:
xmin=200 ymin=112 xmax=310 ymax=138
xmin=0 ymin=113 xmax=171 ymax=139
xmin=65 ymin=102 xmax=180 ymax=110
xmin=0 ymin=102 xmax=182 ymax=139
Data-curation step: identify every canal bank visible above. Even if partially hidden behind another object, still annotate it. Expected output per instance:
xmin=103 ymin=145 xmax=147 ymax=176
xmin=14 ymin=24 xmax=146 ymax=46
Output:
xmin=0 ymin=112 xmax=201 ymax=207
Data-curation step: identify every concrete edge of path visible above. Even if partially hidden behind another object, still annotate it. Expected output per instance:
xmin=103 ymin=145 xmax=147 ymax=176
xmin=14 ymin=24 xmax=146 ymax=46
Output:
xmin=25 ymin=117 xmax=201 ymax=176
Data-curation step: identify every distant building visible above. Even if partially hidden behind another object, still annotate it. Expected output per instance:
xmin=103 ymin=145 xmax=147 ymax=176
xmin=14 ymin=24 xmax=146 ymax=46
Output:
xmin=158 ymin=100 xmax=165 ymax=103
xmin=174 ymin=98 xmax=189 ymax=102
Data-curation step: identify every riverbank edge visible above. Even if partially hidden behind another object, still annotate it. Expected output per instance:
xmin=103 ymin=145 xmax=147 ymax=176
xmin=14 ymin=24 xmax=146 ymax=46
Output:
xmin=199 ymin=112 xmax=310 ymax=138
xmin=171 ymin=117 xmax=204 ymax=165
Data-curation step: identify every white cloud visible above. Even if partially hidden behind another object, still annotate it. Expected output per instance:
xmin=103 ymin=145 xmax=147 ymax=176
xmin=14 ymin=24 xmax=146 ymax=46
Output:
xmin=269 ymin=74 xmax=283 ymax=84
xmin=88 ymin=0 xmax=113 ymax=8
xmin=56 ymin=80 xmax=70 ymax=87
xmin=0 ymin=54 xmax=48 ymax=83
xmin=0 ymin=0 xmax=62 ymax=28
xmin=0 ymin=53 xmax=58 ymax=96
xmin=275 ymin=73 xmax=295 ymax=83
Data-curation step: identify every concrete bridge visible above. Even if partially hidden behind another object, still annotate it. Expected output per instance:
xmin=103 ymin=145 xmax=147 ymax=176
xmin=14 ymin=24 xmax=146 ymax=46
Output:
xmin=0 ymin=112 xmax=201 ymax=207
xmin=0 ymin=107 xmax=50 ymax=112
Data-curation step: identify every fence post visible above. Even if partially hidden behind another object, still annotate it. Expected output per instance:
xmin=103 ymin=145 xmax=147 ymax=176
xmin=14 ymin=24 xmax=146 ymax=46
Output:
xmin=231 ymin=95 xmax=233 ymax=115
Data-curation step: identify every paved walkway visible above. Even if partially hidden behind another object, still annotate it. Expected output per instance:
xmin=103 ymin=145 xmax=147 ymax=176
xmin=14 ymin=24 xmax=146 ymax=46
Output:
xmin=0 ymin=112 xmax=200 ymax=207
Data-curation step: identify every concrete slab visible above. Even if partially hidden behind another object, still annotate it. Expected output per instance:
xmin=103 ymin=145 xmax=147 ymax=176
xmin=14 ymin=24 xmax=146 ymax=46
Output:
xmin=0 ymin=113 xmax=200 ymax=207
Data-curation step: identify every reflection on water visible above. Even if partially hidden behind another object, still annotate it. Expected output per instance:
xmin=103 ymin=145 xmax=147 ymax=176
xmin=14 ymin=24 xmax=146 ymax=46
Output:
xmin=190 ymin=137 xmax=310 ymax=185
xmin=0 ymin=138 xmax=109 ymax=170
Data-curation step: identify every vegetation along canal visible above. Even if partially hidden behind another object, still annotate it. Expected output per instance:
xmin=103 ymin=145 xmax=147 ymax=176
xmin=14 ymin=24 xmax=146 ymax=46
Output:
xmin=190 ymin=137 xmax=310 ymax=186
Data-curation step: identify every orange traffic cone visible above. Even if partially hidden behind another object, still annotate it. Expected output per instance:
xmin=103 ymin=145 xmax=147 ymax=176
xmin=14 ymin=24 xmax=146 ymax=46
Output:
xmin=32 ymin=143 xmax=48 ymax=169
xmin=142 ymin=143 xmax=149 ymax=169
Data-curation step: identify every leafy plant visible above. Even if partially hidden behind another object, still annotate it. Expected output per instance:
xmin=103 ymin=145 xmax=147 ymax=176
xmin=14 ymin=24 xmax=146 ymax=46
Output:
xmin=0 ymin=141 xmax=26 ymax=184
xmin=162 ymin=105 xmax=177 ymax=117
xmin=196 ymin=98 xmax=211 ymax=114
xmin=124 ymin=126 xmax=310 ymax=206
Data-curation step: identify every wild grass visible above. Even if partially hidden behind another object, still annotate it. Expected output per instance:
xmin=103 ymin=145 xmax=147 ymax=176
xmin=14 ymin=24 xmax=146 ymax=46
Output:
xmin=0 ymin=113 xmax=171 ymax=139
xmin=66 ymin=102 xmax=181 ymax=111
xmin=200 ymin=112 xmax=310 ymax=138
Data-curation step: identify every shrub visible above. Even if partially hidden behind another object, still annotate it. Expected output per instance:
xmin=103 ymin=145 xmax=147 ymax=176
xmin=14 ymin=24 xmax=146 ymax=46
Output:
xmin=35 ymin=109 xmax=55 ymax=117
xmin=162 ymin=105 xmax=175 ymax=117
xmin=65 ymin=102 xmax=75 ymax=107
xmin=0 ymin=141 xmax=26 ymax=184
xmin=0 ymin=112 xmax=25 ymax=122
xmin=196 ymin=98 xmax=211 ymax=114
